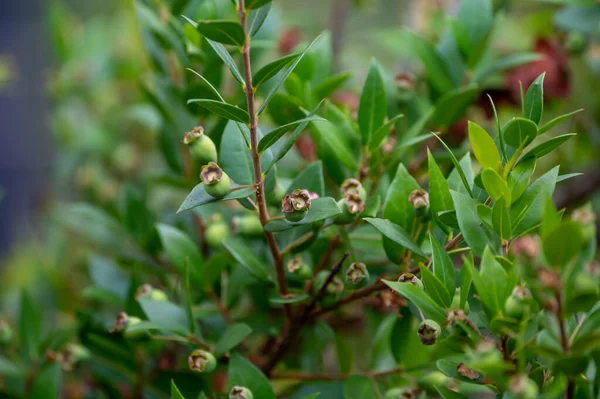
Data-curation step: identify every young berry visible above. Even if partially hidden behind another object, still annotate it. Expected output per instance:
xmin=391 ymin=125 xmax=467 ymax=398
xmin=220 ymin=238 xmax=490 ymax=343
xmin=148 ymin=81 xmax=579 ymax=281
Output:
xmin=183 ymin=126 xmax=218 ymax=165
xmin=282 ymin=189 xmax=311 ymax=222
xmin=200 ymin=162 xmax=231 ymax=198
xmin=188 ymin=349 xmax=217 ymax=373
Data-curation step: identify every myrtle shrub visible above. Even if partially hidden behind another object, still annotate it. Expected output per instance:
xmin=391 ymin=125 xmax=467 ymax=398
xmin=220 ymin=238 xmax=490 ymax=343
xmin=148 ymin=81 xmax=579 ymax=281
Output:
xmin=1 ymin=1 xmax=599 ymax=399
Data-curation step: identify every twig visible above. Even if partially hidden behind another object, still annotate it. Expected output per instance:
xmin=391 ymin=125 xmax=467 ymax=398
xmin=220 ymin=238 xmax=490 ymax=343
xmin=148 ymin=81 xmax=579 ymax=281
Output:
xmin=304 ymin=235 xmax=341 ymax=293
xmin=262 ymin=253 xmax=349 ymax=375
xmin=237 ymin=0 xmax=291 ymax=322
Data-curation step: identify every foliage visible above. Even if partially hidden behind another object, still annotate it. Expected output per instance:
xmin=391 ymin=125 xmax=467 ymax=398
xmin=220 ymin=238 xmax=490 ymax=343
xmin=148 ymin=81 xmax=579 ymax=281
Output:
xmin=1 ymin=1 xmax=600 ymax=399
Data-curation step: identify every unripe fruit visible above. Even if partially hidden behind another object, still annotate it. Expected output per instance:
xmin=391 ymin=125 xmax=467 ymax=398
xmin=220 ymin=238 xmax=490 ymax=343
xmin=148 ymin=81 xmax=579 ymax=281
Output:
xmin=124 ymin=316 xmax=146 ymax=339
xmin=287 ymin=256 xmax=312 ymax=280
xmin=282 ymin=189 xmax=311 ymax=222
xmin=335 ymin=194 xmax=365 ymax=225
xmin=417 ymin=319 xmax=440 ymax=345
xmin=183 ymin=126 xmax=218 ymax=165
xmin=346 ymin=262 xmax=369 ymax=285
xmin=267 ymin=185 xmax=286 ymax=207
xmin=230 ymin=386 xmax=253 ymax=399
xmin=409 ymin=189 xmax=429 ymax=218
xmin=206 ymin=220 xmax=230 ymax=248
xmin=504 ymin=286 xmax=532 ymax=319
xmin=398 ymin=273 xmax=423 ymax=290
xmin=135 ymin=284 xmax=168 ymax=302
xmin=340 ymin=178 xmax=366 ymax=199
xmin=188 ymin=349 xmax=217 ymax=373
xmin=0 ymin=320 xmax=13 ymax=344
xmin=233 ymin=214 xmax=263 ymax=237
xmin=200 ymin=162 xmax=231 ymax=198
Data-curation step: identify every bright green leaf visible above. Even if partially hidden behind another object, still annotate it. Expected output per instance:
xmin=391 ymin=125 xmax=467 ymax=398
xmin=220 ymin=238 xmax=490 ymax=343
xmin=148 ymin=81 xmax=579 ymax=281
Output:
xmin=481 ymin=168 xmax=511 ymax=204
xmin=468 ymin=121 xmax=501 ymax=171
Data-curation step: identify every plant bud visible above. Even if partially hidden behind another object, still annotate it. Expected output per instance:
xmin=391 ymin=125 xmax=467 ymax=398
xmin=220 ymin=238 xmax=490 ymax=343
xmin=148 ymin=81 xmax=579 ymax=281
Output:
xmin=183 ymin=126 xmax=218 ymax=165
xmin=232 ymin=214 xmax=263 ymax=237
xmin=409 ymin=189 xmax=429 ymax=209
xmin=346 ymin=262 xmax=369 ymax=285
xmin=510 ymin=235 xmax=539 ymax=260
xmin=508 ymin=374 xmax=539 ymax=399
xmin=450 ymin=288 xmax=470 ymax=313
xmin=282 ymin=189 xmax=311 ymax=222
xmin=206 ymin=218 xmax=230 ymax=248
xmin=383 ymin=388 xmax=415 ymax=399
xmin=287 ymin=256 xmax=312 ymax=280
xmin=230 ymin=386 xmax=253 ymax=399
xmin=188 ymin=349 xmax=216 ymax=373
xmin=341 ymin=178 xmax=366 ymax=199
xmin=417 ymin=319 xmax=441 ymax=345
xmin=200 ymin=162 xmax=231 ymax=198
xmin=504 ymin=286 xmax=532 ymax=319
xmin=0 ymin=319 xmax=13 ymax=344
xmin=335 ymin=194 xmax=365 ymax=224
xmin=398 ymin=273 xmax=423 ymax=290
xmin=135 ymin=284 xmax=167 ymax=302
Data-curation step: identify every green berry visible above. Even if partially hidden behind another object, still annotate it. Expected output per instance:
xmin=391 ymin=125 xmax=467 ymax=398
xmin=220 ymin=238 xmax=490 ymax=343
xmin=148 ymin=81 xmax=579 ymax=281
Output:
xmin=206 ymin=221 xmax=230 ymax=248
xmin=201 ymin=162 xmax=230 ymax=198
xmin=282 ymin=189 xmax=311 ymax=222
xmin=504 ymin=286 xmax=532 ymax=320
xmin=183 ymin=126 xmax=218 ymax=165
xmin=230 ymin=386 xmax=253 ymax=399
xmin=417 ymin=319 xmax=440 ymax=345
xmin=508 ymin=374 xmax=539 ymax=399
xmin=124 ymin=316 xmax=147 ymax=339
xmin=287 ymin=256 xmax=312 ymax=280
xmin=188 ymin=349 xmax=217 ymax=373
xmin=233 ymin=214 xmax=263 ymax=237
xmin=267 ymin=185 xmax=285 ymax=207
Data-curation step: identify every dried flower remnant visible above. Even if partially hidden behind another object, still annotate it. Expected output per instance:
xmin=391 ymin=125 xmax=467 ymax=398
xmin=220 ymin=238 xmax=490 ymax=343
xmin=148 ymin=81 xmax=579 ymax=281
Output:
xmin=346 ymin=262 xmax=369 ymax=285
xmin=188 ymin=349 xmax=216 ymax=373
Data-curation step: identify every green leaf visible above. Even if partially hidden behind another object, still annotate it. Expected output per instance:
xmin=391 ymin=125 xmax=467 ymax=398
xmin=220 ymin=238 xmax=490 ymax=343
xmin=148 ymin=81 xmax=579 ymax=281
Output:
xmin=437 ymin=386 xmax=469 ymax=399
xmin=430 ymin=85 xmax=480 ymax=127
xmin=228 ymin=353 xmax=276 ymax=399
xmin=542 ymin=221 xmax=584 ymax=267
xmin=471 ymin=53 xmax=542 ymax=83
xmin=258 ymin=116 xmax=325 ymax=153
xmin=187 ymin=99 xmax=249 ymax=123
xmin=451 ymin=190 xmax=501 ymax=256
xmin=335 ymin=335 xmax=354 ymax=374
xmin=266 ymin=102 xmax=323 ymax=173
xmin=215 ymin=323 xmax=253 ymax=356
xmin=343 ymin=375 xmax=376 ymax=399
xmin=468 ymin=121 xmax=501 ymax=171
xmin=264 ymin=197 xmax=342 ymax=232
xmin=369 ymin=114 xmax=403 ymax=151
xmin=206 ymin=39 xmax=245 ymax=84
xmin=20 ymin=291 xmax=42 ymax=361
xmin=139 ymin=299 xmax=190 ymax=336
xmin=455 ymin=0 xmax=493 ymax=64
xmin=286 ymin=161 xmax=325 ymax=197
xmin=420 ymin=264 xmax=452 ymax=308
xmin=428 ymin=150 xmax=455 ymax=227
xmin=521 ymin=133 xmax=576 ymax=161
xmin=431 ymin=236 xmax=456 ymax=298
xmin=247 ymin=0 xmax=272 ymax=10
xmin=364 ymin=218 xmax=426 ymax=258
xmin=437 ymin=358 xmax=485 ymax=384
xmin=248 ymin=3 xmax=271 ymax=36
xmin=314 ymin=72 xmax=352 ymax=99
xmin=258 ymin=35 xmax=322 ymax=115
xmin=299 ymin=395 xmax=320 ymax=399
xmin=253 ymin=53 xmax=298 ymax=88
xmin=407 ymin=32 xmax=455 ymax=93
xmin=156 ymin=224 xmax=202 ymax=275
xmin=508 ymin=157 xmax=536 ymax=204
xmin=481 ymin=168 xmax=511 ymax=204
xmin=432 ymin=133 xmax=472 ymax=197
xmin=509 ymin=166 xmax=558 ymax=236
xmin=0 ymin=356 xmax=22 ymax=377
xmin=269 ymin=293 xmax=309 ymax=304
xmin=223 ymin=237 xmax=272 ymax=282
xmin=503 ymin=117 xmax=538 ymax=149
xmin=177 ymin=184 xmax=255 ymax=213
xmin=538 ymin=109 xmax=583 ymax=135
xmin=29 ymin=363 xmax=61 ymax=399
xmin=523 ymin=72 xmax=545 ymax=124
xmin=466 ymin=249 xmax=506 ymax=320
xmin=311 ymin=119 xmax=357 ymax=170
xmin=492 ymin=197 xmax=511 ymax=240
xmin=384 ymin=280 xmax=447 ymax=324
xmin=459 ymin=264 xmax=472 ymax=309
xmin=171 ymin=380 xmax=186 ymax=399
xmin=196 ymin=20 xmax=245 ymax=47
xmin=358 ymin=59 xmax=386 ymax=144
xmin=220 ymin=121 xmax=254 ymax=185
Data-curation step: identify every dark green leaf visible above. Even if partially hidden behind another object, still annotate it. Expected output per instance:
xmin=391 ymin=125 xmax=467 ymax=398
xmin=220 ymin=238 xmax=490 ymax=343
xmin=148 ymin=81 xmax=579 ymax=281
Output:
xmin=521 ymin=133 xmax=576 ymax=161
xmin=364 ymin=218 xmax=426 ymax=258
xmin=29 ymin=363 xmax=61 ymax=399
xmin=156 ymin=224 xmax=202 ymax=275
xmin=247 ymin=0 xmax=272 ymax=10
xmin=420 ymin=264 xmax=452 ymax=308
xmin=459 ymin=263 xmax=472 ymax=309
xmin=502 ymin=117 xmax=538 ymax=149
xmin=196 ymin=20 xmax=245 ymax=47
xmin=437 ymin=386 xmax=469 ymax=399
xmin=358 ymin=59 xmax=386 ymax=144
xmin=187 ymin=99 xmax=249 ymax=123
xmin=177 ymin=184 xmax=255 ymax=213
xmin=451 ymin=190 xmax=501 ymax=256
xmin=431 ymin=236 xmax=456 ymax=297
xmin=523 ymin=72 xmax=545 ymax=124
xmin=207 ymin=39 xmax=245 ymax=84
xmin=369 ymin=114 xmax=403 ymax=151
xmin=508 ymin=157 xmax=536 ymax=204
xmin=467 ymin=248 xmax=511 ymax=320
xmin=407 ymin=32 xmax=455 ymax=93
xmin=542 ymin=221 xmax=584 ymax=267
xmin=139 ymin=299 xmax=190 ymax=335
xmin=343 ymin=375 xmax=375 ymax=399
xmin=269 ymin=293 xmax=309 ymax=304
xmin=20 ymin=291 xmax=41 ymax=361
xmin=384 ymin=280 xmax=447 ymax=324
xmin=471 ymin=53 xmax=541 ymax=83
xmin=469 ymin=121 xmax=501 ymax=171
xmin=314 ymin=72 xmax=352 ymax=99
xmin=258 ymin=35 xmax=322 ymax=115
xmin=248 ymin=3 xmax=271 ymax=36
xmin=215 ymin=323 xmax=253 ymax=356
xmin=311 ymin=119 xmax=357 ymax=170
xmin=0 ymin=356 xmax=22 ymax=377
xmin=437 ymin=358 xmax=485 ymax=384
xmin=220 ymin=121 xmax=254 ymax=185
xmin=492 ymin=197 xmax=511 ymax=240
xmin=228 ymin=353 xmax=276 ymax=399
xmin=258 ymin=116 xmax=325 ymax=153
xmin=335 ymin=335 xmax=354 ymax=374
xmin=171 ymin=380 xmax=186 ymax=399
xmin=264 ymin=197 xmax=342 ymax=232
xmin=286 ymin=161 xmax=325 ymax=197
xmin=428 ymin=150 xmax=455 ymax=228
xmin=538 ymin=109 xmax=583 ymax=135
xmin=223 ymin=237 xmax=272 ymax=282
xmin=430 ymin=85 xmax=480 ymax=127
xmin=253 ymin=53 xmax=298 ymax=88
xmin=455 ymin=0 xmax=493 ymax=64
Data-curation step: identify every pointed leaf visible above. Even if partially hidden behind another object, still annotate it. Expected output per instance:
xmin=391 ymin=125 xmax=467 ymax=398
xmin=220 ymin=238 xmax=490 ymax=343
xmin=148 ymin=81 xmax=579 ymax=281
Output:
xmin=223 ymin=238 xmax=272 ymax=282
xmin=247 ymin=0 xmax=272 ymax=10
xmin=428 ymin=150 xmax=455 ymax=226
xmin=538 ymin=109 xmax=583 ymax=135
xmin=139 ymin=299 xmax=190 ymax=335
xmin=492 ymin=197 xmax=511 ymax=240
xmin=187 ymin=99 xmax=249 ymax=123
xmin=451 ymin=190 xmax=501 ymax=256
xmin=508 ymin=157 xmax=536 ymax=204
xmin=468 ymin=121 xmax=501 ymax=171
xmin=364 ymin=218 xmax=426 ymax=258
xmin=177 ymin=185 xmax=255 ymax=213
xmin=432 ymin=133 xmax=472 ymax=196
xmin=248 ymin=3 xmax=271 ymax=36
xmin=171 ymin=380 xmax=186 ymax=399
xmin=264 ymin=197 xmax=341 ymax=232
xmin=253 ymin=53 xmax=298 ymax=88
xmin=196 ymin=20 xmax=245 ymax=47
xmin=215 ymin=323 xmax=253 ymax=356
xmin=358 ymin=59 xmax=386 ymax=144
xmin=521 ymin=133 xmax=576 ymax=161
xmin=431 ymin=236 xmax=456 ymax=297
xmin=523 ymin=72 xmax=545 ymax=124
xmin=481 ymin=168 xmax=511 ymax=204
xmin=156 ymin=224 xmax=202 ymax=275
xmin=228 ymin=353 xmax=275 ymax=399
xmin=420 ymin=264 xmax=452 ymax=308
xmin=258 ymin=116 xmax=325 ymax=153
xmin=369 ymin=114 xmax=403 ymax=151
xmin=384 ymin=280 xmax=447 ymax=324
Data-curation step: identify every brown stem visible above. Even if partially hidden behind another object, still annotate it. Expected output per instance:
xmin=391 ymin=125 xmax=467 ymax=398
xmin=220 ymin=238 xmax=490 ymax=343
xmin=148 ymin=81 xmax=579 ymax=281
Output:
xmin=304 ymin=235 xmax=341 ymax=293
xmin=262 ymin=253 xmax=349 ymax=375
xmin=237 ymin=0 xmax=291 ymax=321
